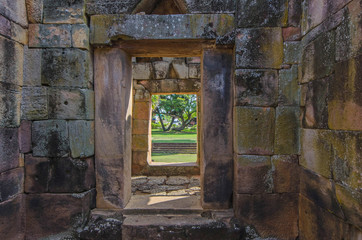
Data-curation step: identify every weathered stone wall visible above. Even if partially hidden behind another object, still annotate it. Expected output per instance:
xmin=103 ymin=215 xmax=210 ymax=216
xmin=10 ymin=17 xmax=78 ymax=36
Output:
xmin=298 ymin=0 xmax=362 ymax=238
xmin=0 ymin=0 xmax=27 ymax=239
xmin=0 ymin=0 xmax=361 ymax=239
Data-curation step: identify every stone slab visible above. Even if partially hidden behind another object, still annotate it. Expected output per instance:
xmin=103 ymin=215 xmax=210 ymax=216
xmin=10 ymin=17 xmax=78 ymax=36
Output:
xmin=29 ymin=24 xmax=72 ymax=48
xmin=21 ymin=86 xmax=48 ymax=120
xmin=278 ymin=65 xmax=300 ymax=106
xmin=234 ymin=155 xmax=272 ymax=194
xmin=283 ymin=41 xmax=301 ymax=64
xmin=0 ymin=83 xmax=21 ymax=127
xmin=0 ymin=14 xmax=27 ymax=44
xmin=185 ymin=0 xmax=236 ymax=13
xmin=26 ymin=0 xmax=43 ymax=23
xmin=0 ymin=0 xmax=28 ymax=27
xmin=24 ymin=155 xmax=49 ymax=193
xmin=0 ymin=35 xmax=24 ymax=86
xmin=0 ymin=194 xmax=25 ymax=240
xmin=19 ymin=120 xmax=32 ymax=153
xmin=94 ymin=48 xmax=133 ymax=208
xmin=201 ymin=49 xmax=233 ymax=209
xmin=43 ymin=0 xmax=86 ymax=24
xmin=90 ymin=14 xmax=234 ymax=45
xmin=0 ymin=127 xmax=19 ymax=172
xmin=0 ymin=168 xmax=24 ymax=203
xmin=48 ymin=88 xmax=94 ymax=120
xmin=236 ymin=28 xmax=283 ymax=69
xmin=138 ymin=79 xmax=201 ymax=94
xmin=235 ymin=69 xmax=278 ymax=107
xmin=274 ymin=106 xmax=300 ymax=154
xmin=72 ymin=24 xmax=90 ymax=50
xmin=41 ymin=48 xmax=92 ymax=88
xmin=23 ymin=46 xmax=42 ymax=86
xmin=32 ymin=120 xmax=69 ymax=157
xmin=86 ymin=0 xmax=139 ymax=15
xmin=69 ymin=120 xmax=94 ymax=158
xmin=328 ymin=54 xmax=362 ymax=130
xmin=26 ymin=191 xmax=94 ymax=239
xmin=234 ymin=107 xmax=275 ymax=155
xmin=271 ymin=155 xmax=300 ymax=193
xmin=236 ymin=0 xmax=287 ymax=27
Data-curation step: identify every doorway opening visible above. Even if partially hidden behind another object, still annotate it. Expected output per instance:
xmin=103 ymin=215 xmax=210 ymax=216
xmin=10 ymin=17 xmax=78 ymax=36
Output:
xmin=151 ymin=93 xmax=198 ymax=164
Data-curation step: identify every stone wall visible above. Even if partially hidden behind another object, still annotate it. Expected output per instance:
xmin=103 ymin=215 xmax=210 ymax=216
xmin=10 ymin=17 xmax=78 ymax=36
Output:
xmin=0 ymin=0 xmax=27 ymax=239
xmin=0 ymin=0 xmax=361 ymax=239
xmin=298 ymin=0 xmax=362 ymax=238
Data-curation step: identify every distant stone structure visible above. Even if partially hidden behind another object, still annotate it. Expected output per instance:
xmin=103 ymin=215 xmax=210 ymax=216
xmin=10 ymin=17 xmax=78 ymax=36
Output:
xmin=0 ymin=0 xmax=361 ymax=239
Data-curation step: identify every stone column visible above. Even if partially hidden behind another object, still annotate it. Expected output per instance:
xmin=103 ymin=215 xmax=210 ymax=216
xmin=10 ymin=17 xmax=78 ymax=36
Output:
xmin=94 ymin=48 xmax=133 ymax=208
xmin=201 ymin=48 xmax=233 ymax=209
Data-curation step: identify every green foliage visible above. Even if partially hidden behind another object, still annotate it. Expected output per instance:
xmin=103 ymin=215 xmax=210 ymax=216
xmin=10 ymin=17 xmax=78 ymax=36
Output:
xmin=152 ymin=94 xmax=197 ymax=131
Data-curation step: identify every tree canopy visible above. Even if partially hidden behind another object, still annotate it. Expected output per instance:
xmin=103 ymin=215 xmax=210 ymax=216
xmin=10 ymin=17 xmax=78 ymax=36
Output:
xmin=152 ymin=94 xmax=197 ymax=131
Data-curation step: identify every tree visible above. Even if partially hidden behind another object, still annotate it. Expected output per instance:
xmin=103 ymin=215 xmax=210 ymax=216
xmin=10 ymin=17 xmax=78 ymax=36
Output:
xmin=152 ymin=94 xmax=197 ymax=131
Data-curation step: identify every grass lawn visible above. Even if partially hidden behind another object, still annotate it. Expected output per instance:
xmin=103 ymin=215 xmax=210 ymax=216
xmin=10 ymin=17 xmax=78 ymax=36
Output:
xmin=151 ymin=129 xmax=197 ymax=143
xmin=151 ymin=129 xmax=197 ymax=163
xmin=151 ymin=153 xmax=197 ymax=163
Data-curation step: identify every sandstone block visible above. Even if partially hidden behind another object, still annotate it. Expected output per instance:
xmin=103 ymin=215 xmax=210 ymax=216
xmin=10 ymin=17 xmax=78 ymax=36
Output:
xmin=69 ymin=120 xmax=94 ymax=158
xmin=26 ymin=191 xmax=94 ymax=239
xmin=299 ymin=195 xmax=358 ymax=240
xmin=29 ymin=24 xmax=72 ymax=48
xmin=41 ymin=48 xmax=92 ymax=88
xmin=132 ymin=62 xmax=152 ymax=80
xmin=21 ymin=86 xmax=48 ymax=120
xmin=300 ymin=31 xmax=335 ymax=83
xmin=133 ymin=101 xmax=150 ymax=120
xmin=48 ymin=157 xmax=95 ymax=193
xmin=138 ymin=79 xmax=200 ymax=94
xmin=166 ymin=176 xmax=190 ymax=185
xmin=0 ymin=168 xmax=24 ymax=202
xmin=86 ymin=0 xmax=139 ymax=15
xmin=152 ymin=61 xmax=169 ymax=79
xmin=235 ymin=193 xmax=299 ymax=239
xmin=188 ymin=63 xmax=201 ymax=79
xmin=282 ymin=27 xmax=301 ymax=41
xmin=0 ymin=35 xmax=24 ymax=86
xmin=0 ymin=14 xmax=27 ymax=44
xmin=271 ymin=155 xmax=300 ymax=193
xmin=132 ymin=151 xmax=149 ymax=176
xmin=274 ymin=106 xmax=300 ymax=154
xmin=148 ymin=176 xmax=167 ymax=185
xmin=278 ymin=65 xmax=300 ymax=106
xmin=43 ymin=0 xmax=86 ymax=24
xmin=288 ymin=0 xmax=302 ymax=27
xmin=335 ymin=184 xmax=362 ymax=229
xmin=48 ymin=88 xmax=94 ymax=120
xmin=132 ymin=119 xmax=149 ymax=135
xmin=0 ymin=127 xmax=19 ymax=172
xmin=236 ymin=0 xmax=287 ymax=27
xmin=234 ymin=107 xmax=275 ymax=155
xmin=132 ymin=134 xmax=149 ymax=151
xmin=0 ymin=83 xmax=21 ymax=127
xmin=300 ymin=168 xmax=344 ymax=217
xmin=32 ymin=120 xmax=69 ymax=157
xmin=24 ymin=155 xmax=49 ymax=193
xmin=235 ymin=69 xmax=278 ymax=107
xmin=91 ymin=14 xmax=234 ymax=44
xmin=300 ymin=129 xmax=333 ymax=178
xmin=328 ymin=54 xmax=362 ymax=130
xmin=336 ymin=0 xmax=362 ymax=62
xmin=23 ymin=46 xmax=42 ymax=86
xmin=0 ymin=0 xmax=27 ymax=27
xmin=234 ymin=155 xmax=272 ymax=194
xmin=0 ymin=194 xmax=25 ymax=240
xmin=72 ymin=24 xmax=90 ymax=50
xmin=170 ymin=60 xmax=188 ymax=79
xmin=19 ymin=120 xmax=32 ymax=153
xmin=283 ymin=41 xmax=301 ymax=64
xmin=134 ymin=88 xmax=151 ymax=102
xmin=304 ymin=76 xmax=329 ymax=128
xmin=236 ymin=28 xmax=283 ymax=69
xmin=26 ymin=0 xmax=43 ymax=23
xmin=185 ymin=0 xmax=235 ymax=13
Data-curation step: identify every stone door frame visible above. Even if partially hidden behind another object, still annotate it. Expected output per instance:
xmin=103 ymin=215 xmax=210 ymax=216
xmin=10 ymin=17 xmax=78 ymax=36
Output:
xmin=92 ymin=14 xmax=235 ymax=209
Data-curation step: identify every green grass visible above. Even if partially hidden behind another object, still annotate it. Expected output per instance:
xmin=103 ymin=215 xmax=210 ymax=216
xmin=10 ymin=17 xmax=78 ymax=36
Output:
xmin=151 ymin=129 xmax=197 ymax=163
xmin=151 ymin=129 xmax=197 ymax=143
xmin=151 ymin=153 xmax=197 ymax=163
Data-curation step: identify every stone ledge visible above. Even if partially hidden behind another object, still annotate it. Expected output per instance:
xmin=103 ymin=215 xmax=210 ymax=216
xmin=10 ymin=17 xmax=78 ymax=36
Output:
xmin=90 ymin=14 xmax=234 ymax=45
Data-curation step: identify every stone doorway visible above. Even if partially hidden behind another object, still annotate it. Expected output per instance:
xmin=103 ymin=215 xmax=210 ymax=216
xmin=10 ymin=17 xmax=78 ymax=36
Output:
xmin=92 ymin=14 xmax=235 ymax=210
